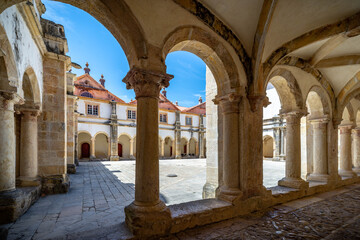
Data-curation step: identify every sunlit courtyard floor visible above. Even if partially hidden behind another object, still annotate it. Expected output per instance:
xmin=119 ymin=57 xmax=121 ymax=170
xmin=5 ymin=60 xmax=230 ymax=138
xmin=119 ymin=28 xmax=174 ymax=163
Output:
xmin=4 ymin=159 xmax=295 ymax=239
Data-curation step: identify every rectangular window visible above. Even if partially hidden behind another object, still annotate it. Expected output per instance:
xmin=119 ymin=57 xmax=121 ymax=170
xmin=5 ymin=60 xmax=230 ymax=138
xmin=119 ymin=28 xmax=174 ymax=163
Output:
xmin=160 ymin=113 xmax=167 ymax=123
xmin=128 ymin=110 xmax=136 ymax=119
xmin=87 ymin=104 xmax=99 ymax=116
xmin=185 ymin=116 xmax=192 ymax=125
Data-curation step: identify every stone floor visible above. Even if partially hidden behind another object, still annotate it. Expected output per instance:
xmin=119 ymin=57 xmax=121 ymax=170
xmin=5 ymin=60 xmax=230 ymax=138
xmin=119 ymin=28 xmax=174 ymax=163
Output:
xmin=2 ymin=159 xmax=345 ymax=240
xmin=165 ymin=183 xmax=360 ymax=240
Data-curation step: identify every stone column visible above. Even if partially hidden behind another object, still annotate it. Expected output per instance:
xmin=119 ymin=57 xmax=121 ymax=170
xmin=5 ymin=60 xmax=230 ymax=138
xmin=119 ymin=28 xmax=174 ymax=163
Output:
xmin=278 ymin=111 xmax=309 ymax=189
xmin=215 ymin=93 xmax=242 ymax=201
xmin=199 ymin=114 xmax=205 ymax=158
xmin=339 ymin=125 xmax=357 ymax=177
xmin=109 ymin=101 xmax=119 ymax=161
xmin=130 ymin=139 xmax=135 ymax=159
xmin=175 ymin=111 xmax=181 ymax=159
xmin=90 ymin=138 xmax=96 ymax=159
xmin=0 ymin=92 xmax=22 ymax=192
xmin=18 ymin=109 xmax=41 ymax=186
xmin=280 ymin=127 xmax=286 ymax=160
xmin=123 ymin=67 xmax=173 ymax=235
xmin=172 ymin=140 xmax=175 ymax=158
xmin=273 ymin=127 xmax=281 ymax=160
xmin=353 ymin=128 xmax=360 ymax=173
xmin=186 ymin=141 xmax=190 ymax=156
xmin=161 ymin=140 xmax=165 ymax=158
xmin=307 ymin=118 xmax=330 ymax=182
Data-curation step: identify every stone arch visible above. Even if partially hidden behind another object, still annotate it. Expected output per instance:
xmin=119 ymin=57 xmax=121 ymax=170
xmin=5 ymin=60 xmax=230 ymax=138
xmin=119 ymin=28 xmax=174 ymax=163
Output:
xmin=78 ymin=131 xmax=92 ymax=159
xmin=162 ymin=26 xmax=246 ymax=96
xmin=180 ymin=137 xmax=188 ymax=155
xmin=342 ymin=104 xmax=354 ymax=125
xmin=263 ymin=135 xmax=274 ymax=158
xmin=118 ymin=133 xmax=131 ymax=158
xmin=21 ymin=67 xmax=41 ymax=107
xmin=0 ymin=23 xmax=19 ymax=92
xmin=337 ymin=88 xmax=360 ymax=122
xmin=163 ymin=136 xmax=173 ymax=158
xmin=94 ymin=132 xmax=109 ymax=159
xmin=305 ymin=85 xmax=331 ymax=119
xmin=1 ymin=0 xmax=146 ymax=68
xmin=265 ymin=68 xmax=303 ymax=113
xmin=189 ymin=137 xmax=197 ymax=156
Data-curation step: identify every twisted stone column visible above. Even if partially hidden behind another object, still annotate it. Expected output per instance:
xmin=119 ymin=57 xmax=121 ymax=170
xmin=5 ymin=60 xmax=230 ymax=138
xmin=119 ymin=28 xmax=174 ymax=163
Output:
xmin=353 ymin=128 xmax=360 ymax=173
xmin=215 ymin=93 xmax=242 ymax=201
xmin=123 ymin=67 xmax=173 ymax=236
xmin=307 ymin=118 xmax=329 ymax=182
xmin=0 ymin=92 xmax=22 ymax=192
xmin=278 ymin=111 xmax=309 ymax=189
xmin=18 ymin=109 xmax=41 ymax=186
xmin=339 ymin=125 xmax=356 ymax=177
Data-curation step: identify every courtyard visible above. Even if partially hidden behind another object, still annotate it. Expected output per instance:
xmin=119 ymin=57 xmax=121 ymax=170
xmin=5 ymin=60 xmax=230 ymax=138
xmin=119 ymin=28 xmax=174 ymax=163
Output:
xmin=4 ymin=159 xmax=289 ymax=239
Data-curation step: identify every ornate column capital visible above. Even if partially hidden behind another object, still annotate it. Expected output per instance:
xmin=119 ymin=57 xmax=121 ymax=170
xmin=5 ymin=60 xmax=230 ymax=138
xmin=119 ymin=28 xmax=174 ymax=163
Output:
xmin=213 ymin=93 xmax=242 ymax=114
xmin=280 ymin=110 xmax=306 ymax=124
xmin=308 ymin=116 xmax=330 ymax=129
xmin=339 ymin=124 xmax=354 ymax=134
xmin=122 ymin=67 xmax=174 ymax=99
xmin=0 ymin=91 xmax=24 ymax=111
xmin=248 ymin=94 xmax=270 ymax=112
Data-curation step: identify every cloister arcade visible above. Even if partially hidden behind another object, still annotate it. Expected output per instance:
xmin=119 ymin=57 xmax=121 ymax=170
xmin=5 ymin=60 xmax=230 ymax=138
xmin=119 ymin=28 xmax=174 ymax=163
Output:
xmin=1 ymin=0 xmax=360 ymax=238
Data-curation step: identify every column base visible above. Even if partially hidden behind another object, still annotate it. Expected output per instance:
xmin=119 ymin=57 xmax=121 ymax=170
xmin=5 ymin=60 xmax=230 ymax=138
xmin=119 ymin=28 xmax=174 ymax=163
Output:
xmin=278 ymin=177 xmax=309 ymax=189
xmin=339 ymin=169 xmax=357 ymax=178
xmin=307 ymin=173 xmax=330 ymax=182
xmin=67 ymin=164 xmax=76 ymax=174
xmin=16 ymin=176 xmax=41 ymax=187
xmin=175 ymin=155 xmax=181 ymax=159
xmin=202 ymin=182 xmax=217 ymax=199
xmin=41 ymin=174 xmax=70 ymax=195
xmin=217 ymin=186 xmax=243 ymax=202
xmin=90 ymin=155 xmax=96 ymax=160
xmin=124 ymin=200 xmax=171 ymax=237
xmin=0 ymin=186 xmax=41 ymax=224
xmin=129 ymin=155 xmax=136 ymax=160
xmin=109 ymin=155 xmax=120 ymax=161
xmin=75 ymin=157 xmax=79 ymax=166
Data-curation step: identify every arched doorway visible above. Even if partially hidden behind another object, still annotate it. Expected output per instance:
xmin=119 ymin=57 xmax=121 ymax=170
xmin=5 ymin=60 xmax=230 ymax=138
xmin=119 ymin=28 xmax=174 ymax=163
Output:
xmin=263 ymin=136 xmax=274 ymax=158
xmin=94 ymin=133 xmax=109 ymax=159
xmin=78 ymin=132 xmax=92 ymax=159
xmin=118 ymin=134 xmax=131 ymax=158
xmin=118 ymin=143 xmax=123 ymax=157
xmin=81 ymin=143 xmax=90 ymax=158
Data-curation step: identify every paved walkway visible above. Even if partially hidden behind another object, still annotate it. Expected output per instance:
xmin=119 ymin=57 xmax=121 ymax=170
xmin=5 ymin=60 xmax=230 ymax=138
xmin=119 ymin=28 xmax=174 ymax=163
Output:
xmin=3 ymin=159 xmax=302 ymax=239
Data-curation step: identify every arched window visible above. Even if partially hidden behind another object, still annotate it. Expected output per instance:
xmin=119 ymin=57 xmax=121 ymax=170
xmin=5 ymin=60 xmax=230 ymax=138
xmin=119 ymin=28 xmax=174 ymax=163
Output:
xmin=81 ymin=92 xmax=93 ymax=98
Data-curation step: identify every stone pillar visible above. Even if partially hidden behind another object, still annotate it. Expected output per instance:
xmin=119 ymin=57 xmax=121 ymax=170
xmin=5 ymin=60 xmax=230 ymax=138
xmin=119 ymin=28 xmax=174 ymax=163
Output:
xmin=307 ymin=118 xmax=330 ymax=182
xmin=74 ymin=101 xmax=79 ymax=166
xmin=278 ymin=111 xmax=309 ymax=189
xmin=123 ymin=67 xmax=173 ymax=236
xmin=130 ymin=139 xmax=135 ymax=159
xmin=186 ymin=141 xmax=190 ymax=156
xmin=90 ymin=138 xmax=96 ymax=159
xmin=353 ymin=128 xmax=360 ymax=173
xmin=0 ymin=92 xmax=22 ymax=192
xmin=18 ymin=109 xmax=41 ymax=186
xmin=109 ymin=101 xmax=119 ymax=161
xmin=273 ymin=127 xmax=281 ymax=160
xmin=175 ymin=111 xmax=181 ymax=159
xmin=161 ymin=140 xmax=165 ymax=158
xmin=215 ymin=93 xmax=242 ymax=201
xmin=339 ymin=125 xmax=356 ymax=177
xmin=280 ymin=127 xmax=286 ymax=160
xmin=66 ymin=71 xmax=77 ymax=174
xmin=199 ymin=114 xmax=205 ymax=158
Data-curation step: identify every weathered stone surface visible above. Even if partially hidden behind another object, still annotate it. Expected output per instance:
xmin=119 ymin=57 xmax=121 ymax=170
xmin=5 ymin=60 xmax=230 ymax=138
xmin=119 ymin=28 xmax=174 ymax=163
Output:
xmin=41 ymin=174 xmax=69 ymax=195
xmin=0 ymin=186 xmax=40 ymax=224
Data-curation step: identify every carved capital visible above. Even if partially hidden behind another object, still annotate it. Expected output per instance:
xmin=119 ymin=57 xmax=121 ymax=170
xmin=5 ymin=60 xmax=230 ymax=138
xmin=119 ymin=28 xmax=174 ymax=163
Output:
xmin=339 ymin=124 xmax=353 ymax=134
xmin=280 ymin=110 xmax=306 ymax=125
xmin=248 ymin=95 xmax=269 ymax=112
xmin=309 ymin=116 xmax=329 ymax=129
xmin=214 ymin=93 xmax=242 ymax=114
xmin=0 ymin=91 xmax=24 ymax=111
xmin=122 ymin=67 xmax=174 ymax=98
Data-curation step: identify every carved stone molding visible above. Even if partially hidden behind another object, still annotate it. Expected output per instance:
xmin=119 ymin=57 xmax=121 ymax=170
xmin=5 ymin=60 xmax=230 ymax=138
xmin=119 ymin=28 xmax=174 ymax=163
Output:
xmin=122 ymin=67 xmax=174 ymax=98
xmin=0 ymin=91 xmax=24 ymax=111
xmin=280 ymin=110 xmax=306 ymax=125
xmin=248 ymin=94 xmax=269 ymax=112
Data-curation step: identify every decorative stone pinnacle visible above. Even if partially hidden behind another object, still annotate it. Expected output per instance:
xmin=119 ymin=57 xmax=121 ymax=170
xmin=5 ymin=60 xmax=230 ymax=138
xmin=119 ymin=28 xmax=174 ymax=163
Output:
xmin=84 ymin=62 xmax=90 ymax=74
xmin=122 ymin=67 xmax=174 ymax=99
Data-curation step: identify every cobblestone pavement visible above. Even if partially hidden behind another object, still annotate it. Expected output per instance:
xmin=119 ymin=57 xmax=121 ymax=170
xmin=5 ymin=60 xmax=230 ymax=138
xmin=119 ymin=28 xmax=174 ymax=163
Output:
xmin=3 ymin=159 xmax=312 ymax=239
xmin=166 ymin=183 xmax=360 ymax=240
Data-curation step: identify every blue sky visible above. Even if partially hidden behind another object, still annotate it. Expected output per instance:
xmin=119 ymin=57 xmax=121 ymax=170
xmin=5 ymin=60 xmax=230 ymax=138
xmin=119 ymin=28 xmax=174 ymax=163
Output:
xmin=42 ymin=0 xmax=206 ymax=107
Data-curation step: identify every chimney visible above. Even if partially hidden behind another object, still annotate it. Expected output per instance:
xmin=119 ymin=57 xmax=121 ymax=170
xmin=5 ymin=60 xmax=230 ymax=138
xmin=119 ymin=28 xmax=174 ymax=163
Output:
xmin=175 ymin=101 xmax=178 ymax=106
xmin=84 ymin=62 xmax=90 ymax=74
xmin=100 ymin=74 xmax=105 ymax=87
xmin=162 ymin=88 xmax=167 ymax=97
xmin=199 ymin=96 xmax=203 ymax=104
